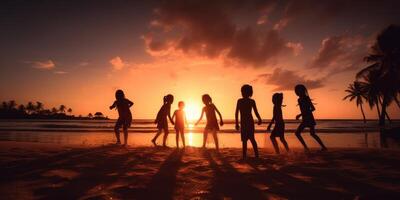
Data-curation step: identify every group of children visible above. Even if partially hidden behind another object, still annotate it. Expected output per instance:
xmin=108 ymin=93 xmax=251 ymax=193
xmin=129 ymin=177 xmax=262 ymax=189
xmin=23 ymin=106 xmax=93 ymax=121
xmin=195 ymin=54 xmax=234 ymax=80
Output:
xmin=110 ymin=84 xmax=327 ymax=158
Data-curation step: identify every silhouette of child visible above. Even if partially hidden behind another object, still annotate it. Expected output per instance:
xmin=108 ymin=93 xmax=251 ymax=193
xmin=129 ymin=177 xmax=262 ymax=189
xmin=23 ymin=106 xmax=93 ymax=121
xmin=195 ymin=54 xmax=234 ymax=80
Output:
xmin=267 ymin=93 xmax=290 ymax=154
xmin=109 ymin=90 xmax=133 ymax=145
xmin=195 ymin=94 xmax=223 ymax=151
xmin=235 ymin=84 xmax=262 ymax=159
xmin=152 ymin=94 xmax=174 ymax=147
xmin=294 ymin=84 xmax=327 ymax=151
xmin=172 ymin=101 xmax=188 ymax=148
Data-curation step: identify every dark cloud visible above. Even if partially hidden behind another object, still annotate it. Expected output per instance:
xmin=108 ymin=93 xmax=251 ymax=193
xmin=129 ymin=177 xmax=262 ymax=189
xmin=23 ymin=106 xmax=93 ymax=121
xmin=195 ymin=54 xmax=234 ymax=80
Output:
xmin=145 ymin=0 xmax=299 ymax=67
xmin=310 ymin=35 xmax=369 ymax=73
xmin=257 ymin=68 xmax=324 ymax=91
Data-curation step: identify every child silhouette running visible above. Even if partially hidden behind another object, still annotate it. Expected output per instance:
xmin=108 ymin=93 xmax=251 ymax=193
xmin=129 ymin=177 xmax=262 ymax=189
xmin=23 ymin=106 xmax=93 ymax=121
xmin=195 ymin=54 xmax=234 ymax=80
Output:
xmin=109 ymin=90 xmax=133 ymax=146
xmin=294 ymin=84 xmax=327 ymax=152
xmin=235 ymin=84 xmax=262 ymax=159
xmin=195 ymin=94 xmax=223 ymax=151
xmin=267 ymin=93 xmax=290 ymax=154
xmin=172 ymin=101 xmax=188 ymax=148
xmin=152 ymin=94 xmax=174 ymax=147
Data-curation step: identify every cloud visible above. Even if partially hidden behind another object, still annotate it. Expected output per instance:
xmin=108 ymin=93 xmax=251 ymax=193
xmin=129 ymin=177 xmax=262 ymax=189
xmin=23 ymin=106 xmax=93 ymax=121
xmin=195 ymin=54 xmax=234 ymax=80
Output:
xmin=54 ymin=71 xmax=67 ymax=74
xmin=144 ymin=0 xmax=300 ymax=67
xmin=29 ymin=60 xmax=55 ymax=69
xmin=274 ymin=0 xmax=346 ymax=29
xmin=257 ymin=68 xmax=324 ymax=91
xmin=309 ymin=35 xmax=369 ymax=73
xmin=109 ymin=56 xmax=126 ymax=70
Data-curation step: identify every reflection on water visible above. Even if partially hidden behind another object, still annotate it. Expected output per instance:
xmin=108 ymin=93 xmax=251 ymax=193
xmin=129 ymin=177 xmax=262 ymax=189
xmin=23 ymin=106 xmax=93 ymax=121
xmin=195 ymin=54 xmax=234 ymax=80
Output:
xmin=1 ymin=130 xmax=399 ymax=149
xmin=0 ymin=119 xmax=399 ymax=149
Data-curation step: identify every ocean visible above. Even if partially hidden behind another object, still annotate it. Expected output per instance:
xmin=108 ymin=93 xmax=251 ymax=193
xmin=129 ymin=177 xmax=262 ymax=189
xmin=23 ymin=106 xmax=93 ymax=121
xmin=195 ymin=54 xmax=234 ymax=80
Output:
xmin=0 ymin=119 xmax=399 ymax=149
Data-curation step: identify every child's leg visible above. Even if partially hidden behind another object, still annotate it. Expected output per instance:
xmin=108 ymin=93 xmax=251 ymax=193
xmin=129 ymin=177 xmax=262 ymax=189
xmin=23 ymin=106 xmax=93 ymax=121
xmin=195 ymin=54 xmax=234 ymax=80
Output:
xmin=202 ymin=129 xmax=208 ymax=148
xmin=123 ymin=125 xmax=128 ymax=145
xmin=175 ymin=129 xmax=179 ymax=148
xmin=212 ymin=130 xmax=219 ymax=151
xmin=242 ymin=140 xmax=247 ymax=159
xmin=249 ymin=137 xmax=259 ymax=158
xmin=180 ymin=130 xmax=185 ymax=147
xmin=295 ymin=124 xmax=309 ymax=150
xmin=152 ymin=129 xmax=162 ymax=144
xmin=270 ymin=135 xmax=280 ymax=154
xmin=114 ymin=123 xmax=121 ymax=144
xmin=162 ymin=129 xmax=169 ymax=147
xmin=279 ymin=136 xmax=290 ymax=152
xmin=310 ymin=126 xmax=327 ymax=150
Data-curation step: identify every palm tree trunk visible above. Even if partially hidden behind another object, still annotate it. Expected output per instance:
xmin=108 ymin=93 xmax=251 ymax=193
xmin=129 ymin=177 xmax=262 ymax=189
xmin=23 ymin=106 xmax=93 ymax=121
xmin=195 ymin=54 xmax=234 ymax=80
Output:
xmin=360 ymin=103 xmax=366 ymax=124
xmin=379 ymin=95 xmax=388 ymax=126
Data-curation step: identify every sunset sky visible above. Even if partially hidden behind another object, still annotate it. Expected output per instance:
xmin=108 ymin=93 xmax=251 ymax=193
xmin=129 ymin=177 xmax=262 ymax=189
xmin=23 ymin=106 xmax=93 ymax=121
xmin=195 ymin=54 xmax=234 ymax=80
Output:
xmin=0 ymin=0 xmax=399 ymax=119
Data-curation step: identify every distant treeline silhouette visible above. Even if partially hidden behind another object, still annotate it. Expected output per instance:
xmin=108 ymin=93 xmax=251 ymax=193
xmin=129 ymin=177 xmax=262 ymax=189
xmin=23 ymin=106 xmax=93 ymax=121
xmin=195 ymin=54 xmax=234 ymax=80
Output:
xmin=0 ymin=100 xmax=108 ymax=120
xmin=344 ymin=24 xmax=400 ymax=126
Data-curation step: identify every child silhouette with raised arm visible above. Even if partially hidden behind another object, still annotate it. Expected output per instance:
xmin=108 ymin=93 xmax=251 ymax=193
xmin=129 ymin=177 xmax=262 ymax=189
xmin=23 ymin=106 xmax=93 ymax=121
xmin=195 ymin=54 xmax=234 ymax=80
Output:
xmin=294 ymin=84 xmax=327 ymax=152
xmin=172 ymin=101 xmax=188 ymax=148
xmin=151 ymin=94 xmax=174 ymax=147
xmin=267 ymin=93 xmax=290 ymax=154
xmin=109 ymin=90 xmax=133 ymax=146
xmin=195 ymin=94 xmax=223 ymax=151
xmin=235 ymin=84 xmax=262 ymax=159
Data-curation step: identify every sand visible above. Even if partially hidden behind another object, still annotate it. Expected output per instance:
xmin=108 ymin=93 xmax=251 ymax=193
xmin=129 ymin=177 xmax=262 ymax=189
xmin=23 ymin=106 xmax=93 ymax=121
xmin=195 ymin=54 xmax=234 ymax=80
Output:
xmin=1 ymin=141 xmax=400 ymax=199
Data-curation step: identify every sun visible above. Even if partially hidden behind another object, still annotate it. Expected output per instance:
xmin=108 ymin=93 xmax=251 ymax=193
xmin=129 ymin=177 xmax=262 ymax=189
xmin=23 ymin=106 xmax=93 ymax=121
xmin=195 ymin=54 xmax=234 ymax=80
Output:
xmin=184 ymin=101 xmax=202 ymax=122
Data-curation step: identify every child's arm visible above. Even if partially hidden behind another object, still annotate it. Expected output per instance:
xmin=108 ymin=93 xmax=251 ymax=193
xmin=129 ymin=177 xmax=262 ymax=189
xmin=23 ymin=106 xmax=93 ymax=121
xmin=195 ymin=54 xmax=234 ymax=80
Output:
xmin=296 ymin=113 xmax=302 ymax=120
xmin=109 ymin=101 xmax=116 ymax=110
xmin=214 ymin=104 xmax=224 ymax=126
xmin=185 ymin=112 xmax=189 ymax=127
xmin=195 ymin=108 xmax=205 ymax=126
xmin=235 ymin=100 xmax=240 ymax=130
xmin=168 ymin=107 xmax=174 ymax=125
xmin=171 ymin=111 xmax=176 ymax=124
xmin=309 ymin=97 xmax=316 ymax=112
xmin=127 ymin=99 xmax=134 ymax=107
xmin=252 ymin=100 xmax=262 ymax=125
xmin=267 ymin=115 xmax=275 ymax=132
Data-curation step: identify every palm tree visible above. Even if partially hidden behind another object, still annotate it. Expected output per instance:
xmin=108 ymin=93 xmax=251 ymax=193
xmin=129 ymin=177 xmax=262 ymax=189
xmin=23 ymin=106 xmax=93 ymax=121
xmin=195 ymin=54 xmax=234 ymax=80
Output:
xmin=8 ymin=100 xmax=16 ymax=110
xmin=18 ymin=104 xmax=26 ymax=112
xmin=356 ymin=24 xmax=400 ymax=126
xmin=36 ymin=102 xmax=44 ymax=113
xmin=88 ymin=113 xmax=93 ymax=118
xmin=51 ymin=107 xmax=58 ymax=114
xmin=26 ymin=102 xmax=35 ymax=115
xmin=344 ymin=81 xmax=367 ymax=124
xmin=59 ymin=105 xmax=66 ymax=113
xmin=67 ymin=108 xmax=72 ymax=115
xmin=1 ymin=101 xmax=7 ymax=110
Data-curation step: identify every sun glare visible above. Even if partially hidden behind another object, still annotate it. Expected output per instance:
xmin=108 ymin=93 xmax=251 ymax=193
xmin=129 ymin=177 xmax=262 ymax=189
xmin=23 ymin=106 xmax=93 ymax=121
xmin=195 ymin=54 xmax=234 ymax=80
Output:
xmin=184 ymin=101 xmax=202 ymax=122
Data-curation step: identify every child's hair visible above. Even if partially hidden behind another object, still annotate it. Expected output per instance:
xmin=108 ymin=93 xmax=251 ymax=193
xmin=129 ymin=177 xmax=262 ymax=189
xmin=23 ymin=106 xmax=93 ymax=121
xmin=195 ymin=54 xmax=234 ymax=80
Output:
xmin=241 ymin=84 xmax=253 ymax=98
xmin=178 ymin=101 xmax=185 ymax=108
xmin=165 ymin=94 xmax=174 ymax=104
xmin=272 ymin=93 xmax=283 ymax=106
xmin=202 ymin=94 xmax=212 ymax=104
xmin=295 ymin=84 xmax=309 ymax=97
xmin=115 ymin=90 xmax=125 ymax=101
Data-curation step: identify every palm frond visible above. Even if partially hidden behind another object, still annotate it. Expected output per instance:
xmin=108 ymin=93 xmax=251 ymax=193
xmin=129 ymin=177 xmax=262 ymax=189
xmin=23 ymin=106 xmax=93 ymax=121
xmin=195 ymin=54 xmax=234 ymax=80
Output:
xmin=356 ymin=63 xmax=380 ymax=79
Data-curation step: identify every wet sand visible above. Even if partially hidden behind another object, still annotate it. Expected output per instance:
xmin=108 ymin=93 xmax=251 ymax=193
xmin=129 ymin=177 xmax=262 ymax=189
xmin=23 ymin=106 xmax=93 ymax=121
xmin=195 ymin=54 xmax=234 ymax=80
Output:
xmin=1 ymin=141 xmax=400 ymax=199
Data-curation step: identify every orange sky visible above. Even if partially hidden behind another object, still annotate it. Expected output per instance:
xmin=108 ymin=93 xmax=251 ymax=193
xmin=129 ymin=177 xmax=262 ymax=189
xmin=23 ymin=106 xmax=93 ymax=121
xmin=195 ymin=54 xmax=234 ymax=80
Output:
xmin=0 ymin=0 xmax=399 ymax=119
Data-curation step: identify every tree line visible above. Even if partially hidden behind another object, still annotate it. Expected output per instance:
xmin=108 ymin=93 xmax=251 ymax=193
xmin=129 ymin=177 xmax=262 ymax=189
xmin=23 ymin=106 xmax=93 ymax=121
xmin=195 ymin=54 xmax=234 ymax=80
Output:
xmin=0 ymin=100 xmax=107 ymax=120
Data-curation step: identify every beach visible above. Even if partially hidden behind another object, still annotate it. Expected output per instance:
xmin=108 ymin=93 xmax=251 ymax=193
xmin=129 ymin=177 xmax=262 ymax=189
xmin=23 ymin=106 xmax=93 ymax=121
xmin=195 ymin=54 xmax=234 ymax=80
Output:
xmin=1 ymin=141 xmax=400 ymax=199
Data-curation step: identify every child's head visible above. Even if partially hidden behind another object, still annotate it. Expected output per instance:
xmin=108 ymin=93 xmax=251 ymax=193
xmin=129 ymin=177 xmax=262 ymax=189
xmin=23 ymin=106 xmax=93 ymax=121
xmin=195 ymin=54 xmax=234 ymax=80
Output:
xmin=272 ymin=93 xmax=283 ymax=106
xmin=115 ymin=90 xmax=125 ymax=101
xmin=241 ymin=84 xmax=253 ymax=98
xmin=165 ymin=94 xmax=174 ymax=104
xmin=178 ymin=101 xmax=185 ymax=109
xmin=294 ymin=84 xmax=308 ymax=97
xmin=202 ymin=94 xmax=212 ymax=105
